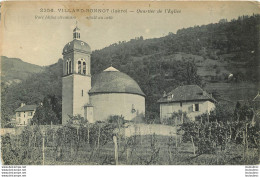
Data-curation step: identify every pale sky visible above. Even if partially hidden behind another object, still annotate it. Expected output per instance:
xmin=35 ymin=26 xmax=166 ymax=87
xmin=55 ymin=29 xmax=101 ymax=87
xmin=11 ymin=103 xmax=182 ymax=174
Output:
xmin=0 ymin=1 xmax=259 ymax=66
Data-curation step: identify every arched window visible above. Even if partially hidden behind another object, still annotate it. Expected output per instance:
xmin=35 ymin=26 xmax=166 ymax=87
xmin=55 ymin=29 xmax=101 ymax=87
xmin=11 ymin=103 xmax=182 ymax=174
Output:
xmin=66 ymin=61 xmax=69 ymax=75
xmin=78 ymin=61 xmax=81 ymax=74
xmin=69 ymin=60 xmax=72 ymax=74
xmin=83 ymin=62 xmax=86 ymax=75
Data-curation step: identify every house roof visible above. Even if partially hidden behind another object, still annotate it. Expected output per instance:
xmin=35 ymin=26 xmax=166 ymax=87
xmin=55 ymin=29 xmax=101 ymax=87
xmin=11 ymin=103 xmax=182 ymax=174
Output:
xmin=158 ymin=85 xmax=216 ymax=103
xmin=89 ymin=67 xmax=145 ymax=97
xmin=15 ymin=105 xmax=37 ymax=112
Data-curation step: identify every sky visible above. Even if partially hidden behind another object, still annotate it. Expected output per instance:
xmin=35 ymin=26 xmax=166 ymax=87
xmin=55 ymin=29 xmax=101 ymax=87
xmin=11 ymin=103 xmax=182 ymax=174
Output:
xmin=0 ymin=1 xmax=259 ymax=66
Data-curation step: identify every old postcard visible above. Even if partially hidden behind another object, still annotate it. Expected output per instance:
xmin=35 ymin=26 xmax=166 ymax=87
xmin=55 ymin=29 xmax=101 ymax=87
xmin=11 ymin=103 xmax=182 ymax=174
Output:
xmin=0 ymin=1 xmax=259 ymax=171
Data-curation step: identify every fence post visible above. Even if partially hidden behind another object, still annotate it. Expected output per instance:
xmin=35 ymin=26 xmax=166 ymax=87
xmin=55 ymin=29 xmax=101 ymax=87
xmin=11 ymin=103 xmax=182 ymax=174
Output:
xmin=42 ymin=132 xmax=45 ymax=165
xmin=113 ymin=135 xmax=118 ymax=165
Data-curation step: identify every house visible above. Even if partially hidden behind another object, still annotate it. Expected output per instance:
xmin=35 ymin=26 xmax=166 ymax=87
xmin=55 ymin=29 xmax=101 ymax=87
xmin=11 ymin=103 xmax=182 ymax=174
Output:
xmin=158 ymin=85 xmax=216 ymax=122
xmin=15 ymin=103 xmax=37 ymax=126
xmin=61 ymin=25 xmax=145 ymax=124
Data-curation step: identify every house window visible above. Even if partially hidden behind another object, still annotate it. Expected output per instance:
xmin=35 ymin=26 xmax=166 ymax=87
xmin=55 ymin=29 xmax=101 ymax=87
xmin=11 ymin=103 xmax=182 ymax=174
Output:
xmin=17 ymin=112 xmax=21 ymax=117
xmin=28 ymin=112 xmax=33 ymax=116
xmin=83 ymin=62 xmax=86 ymax=75
xmin=131 ymin=104 xmax=136 ymax=113
xmin=180 ymin=102 xmax=182 ymax=107
xmin=193 ymin=104 xmax=199 ymax=112
xmin=78 ymin=61 xmax=81 ymax=74
xmin=24 ymin=112 xmax=25 ymax=117
xmin=82 ymin=90 xmax=84 ymax=96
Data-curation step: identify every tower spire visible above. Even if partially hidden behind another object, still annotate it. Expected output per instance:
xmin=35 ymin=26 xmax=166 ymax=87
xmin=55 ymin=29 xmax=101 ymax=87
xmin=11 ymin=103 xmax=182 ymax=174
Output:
xmin=73 ymin=21 xmax=80 ymax=40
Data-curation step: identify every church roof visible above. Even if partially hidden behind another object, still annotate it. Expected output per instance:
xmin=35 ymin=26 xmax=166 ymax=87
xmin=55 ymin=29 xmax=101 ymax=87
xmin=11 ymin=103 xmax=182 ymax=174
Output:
xmin=62 ymin=39 xmax=91 ymax=55
xmin=104 ymin=66 xmax=119 ymax=72
xmin=89 ymin=67 xmax=145 ymax=97
xmin=15 ymin=105 xmax=37 ymax=112
xmin=158 ymin=85 xmax=216 ymax=103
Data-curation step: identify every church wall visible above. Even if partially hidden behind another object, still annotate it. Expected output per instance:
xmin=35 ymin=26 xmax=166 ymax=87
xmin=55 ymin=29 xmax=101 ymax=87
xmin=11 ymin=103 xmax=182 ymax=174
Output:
xmin=90 ymin=93 xmax=145 ymax=122
xmin=72 ymin=74 xmax=91 ymax=118
xmin=62 ymin=75 xmax=73 ymax=124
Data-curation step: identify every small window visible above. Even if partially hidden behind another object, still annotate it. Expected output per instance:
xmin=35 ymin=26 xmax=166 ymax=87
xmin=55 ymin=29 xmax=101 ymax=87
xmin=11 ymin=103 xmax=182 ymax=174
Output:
xmin=24 ymin=121 xmax=25 ymax=125
xmin=66 ymin=61 xmax=69 ymax=75
xmin=82 ymin=90 xmax=84 ymax=97
xmin=180 ymin=102 xmax=182 ymax=107
xmin=28 ymin=112 xmax=33 ymax=116
xmin=83 ymin=62 xmax=86 ymax=75
xmin=131 ymin=104 xmax=136 ymax=113
xmin=69 ymin=61 xmax=72 ymax=74
xmin=24 ymin=112 xmax=25 ymax=117
xmin=18 ymin=113 xmax=21 ymax=117
xmin=194 ymin=104 xmax=199 ymax=111
xmin=78 ymin=61 xmax=81 ymax=74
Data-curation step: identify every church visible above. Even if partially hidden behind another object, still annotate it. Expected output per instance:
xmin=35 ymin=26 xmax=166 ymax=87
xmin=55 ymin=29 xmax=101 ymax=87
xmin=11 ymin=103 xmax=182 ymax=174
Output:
xmin=62 ymin=26 xmax=145 ymax=124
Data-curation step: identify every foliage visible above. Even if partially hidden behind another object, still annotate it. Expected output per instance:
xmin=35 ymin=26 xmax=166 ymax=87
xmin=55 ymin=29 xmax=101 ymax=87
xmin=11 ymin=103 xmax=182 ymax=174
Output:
xmin=31 ymin=95 xmax=61 ymax=125
xmin=107 ymin=115 xmax=125 ymax=125
xmin=195 ymin=103 xmax=234 ymax=123
xmin=162 ymin=110 xmax=191 ymax=125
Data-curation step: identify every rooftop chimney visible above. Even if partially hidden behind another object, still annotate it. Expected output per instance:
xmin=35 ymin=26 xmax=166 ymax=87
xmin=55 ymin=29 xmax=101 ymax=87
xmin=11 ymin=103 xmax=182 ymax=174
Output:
xmin=163 ymin=91 xmax=167 ymax=97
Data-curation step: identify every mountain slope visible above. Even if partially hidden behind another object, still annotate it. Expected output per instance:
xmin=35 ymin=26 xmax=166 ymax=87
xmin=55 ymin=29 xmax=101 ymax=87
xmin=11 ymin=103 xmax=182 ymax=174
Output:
xmin=1 ymin=56 xmax=43 ymax=85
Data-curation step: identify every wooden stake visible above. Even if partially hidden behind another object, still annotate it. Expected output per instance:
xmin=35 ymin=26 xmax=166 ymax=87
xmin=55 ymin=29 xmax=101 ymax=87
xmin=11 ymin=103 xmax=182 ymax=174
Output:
xmin=175 ymin=118 xmax=178 ymax=148
xmin=97 ymin=125 xmax=101 ymax=149
xmin=126 ymin=148 xmax=130 ymax=164
xmin=191 ymin=136 xmax=195 ymax=155
xmin=113 ymin=136 xmax=118 ymax=165
xmin=87 ymin=123 xmax=90 ymax=144
xmin=42 ymin=136 xmax=45 ymax=165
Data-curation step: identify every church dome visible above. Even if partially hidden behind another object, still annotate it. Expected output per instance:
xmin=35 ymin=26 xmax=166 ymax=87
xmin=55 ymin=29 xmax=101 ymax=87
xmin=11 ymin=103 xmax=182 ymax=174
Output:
xmin=62 ymin=39 xmax=91 ymax=55
xmin=89 ymin=67 xmax=145 ymax=96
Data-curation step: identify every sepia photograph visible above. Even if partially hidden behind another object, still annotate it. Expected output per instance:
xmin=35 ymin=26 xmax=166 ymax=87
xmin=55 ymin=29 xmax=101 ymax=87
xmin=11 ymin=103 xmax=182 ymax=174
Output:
xmin=0 ymin=1 xmax=259 ymax=171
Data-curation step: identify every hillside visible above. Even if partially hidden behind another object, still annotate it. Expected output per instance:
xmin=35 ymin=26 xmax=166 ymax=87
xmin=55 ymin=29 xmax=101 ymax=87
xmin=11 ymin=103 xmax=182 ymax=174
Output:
xmin=91 ymin=14 xmax=259 ymax=84
xmin=1 ymin=60 xmax=63 ymax=127
xmin=1 ymin=14 xmax=259 ymax=127
xmin=1 ymin=56 xmax=43 ymax=86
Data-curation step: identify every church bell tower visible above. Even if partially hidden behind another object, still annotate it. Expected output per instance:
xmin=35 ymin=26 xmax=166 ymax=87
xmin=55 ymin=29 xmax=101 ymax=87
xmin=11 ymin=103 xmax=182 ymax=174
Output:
xmin=62 ymin=24 xmax=92 ymax=124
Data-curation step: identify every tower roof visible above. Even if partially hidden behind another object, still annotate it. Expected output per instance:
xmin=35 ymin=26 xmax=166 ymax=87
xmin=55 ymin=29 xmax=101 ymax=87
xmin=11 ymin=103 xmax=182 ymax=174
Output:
xmin=63 ymin=22 xmax=91 ymax=54
xmin=89 ymin=67 xmax=145 ymax=96
xmin=73 ymin=26 xmax=80 ymax=32
xmin=62 ymin=39 xmax=91 ymax=55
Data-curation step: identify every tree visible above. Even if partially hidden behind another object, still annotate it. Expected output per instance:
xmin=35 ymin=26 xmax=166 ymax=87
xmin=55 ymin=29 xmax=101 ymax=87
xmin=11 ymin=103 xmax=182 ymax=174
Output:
xmin=31 ymin=96 xmax=60 ymax=125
